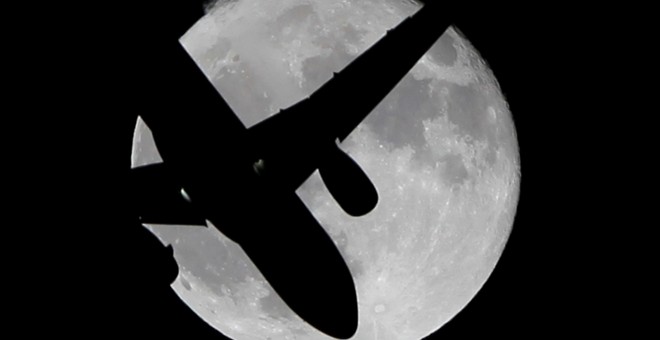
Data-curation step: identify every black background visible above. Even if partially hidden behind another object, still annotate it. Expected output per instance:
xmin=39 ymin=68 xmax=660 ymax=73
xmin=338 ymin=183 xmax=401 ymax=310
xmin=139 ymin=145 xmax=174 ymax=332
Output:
xmin=13 ymin=1 xmax=623 ymax=338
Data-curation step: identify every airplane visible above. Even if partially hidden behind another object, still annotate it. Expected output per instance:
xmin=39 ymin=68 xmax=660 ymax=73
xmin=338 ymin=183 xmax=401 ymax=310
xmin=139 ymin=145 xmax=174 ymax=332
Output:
xmin=130 ymin=0 xmax=454 ymax=338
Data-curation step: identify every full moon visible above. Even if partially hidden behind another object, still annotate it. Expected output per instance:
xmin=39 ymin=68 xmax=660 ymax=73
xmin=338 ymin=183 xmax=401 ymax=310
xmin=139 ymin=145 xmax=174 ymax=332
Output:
xmin=131 ymin=0 xmax=520 ymax=339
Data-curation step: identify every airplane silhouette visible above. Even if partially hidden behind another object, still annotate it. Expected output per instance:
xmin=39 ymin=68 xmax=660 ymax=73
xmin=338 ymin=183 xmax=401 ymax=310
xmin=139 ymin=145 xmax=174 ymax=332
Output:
xmin=130 ymin=0 xmax=454 ymax=338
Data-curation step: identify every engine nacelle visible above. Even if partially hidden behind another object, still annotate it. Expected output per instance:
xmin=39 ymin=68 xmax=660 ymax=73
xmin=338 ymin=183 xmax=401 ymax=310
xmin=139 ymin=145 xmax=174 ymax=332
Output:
xmin=319 ymin=143 xmax=378 ymax=217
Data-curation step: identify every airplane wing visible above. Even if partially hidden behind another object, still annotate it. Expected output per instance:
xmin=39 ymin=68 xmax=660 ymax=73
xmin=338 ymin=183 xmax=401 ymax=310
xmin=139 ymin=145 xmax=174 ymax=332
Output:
xmin=277 ymin=0 xmax=452 ymax=142
xmin=248 ymin=1 xmax=452 ymax=141
xmin=246 ymin=1 xmax=452 ymax=213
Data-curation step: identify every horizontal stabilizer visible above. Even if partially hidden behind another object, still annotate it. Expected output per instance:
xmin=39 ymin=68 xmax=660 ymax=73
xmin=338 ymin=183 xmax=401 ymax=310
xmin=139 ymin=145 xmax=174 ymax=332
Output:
xmin=130 ymin=163 xmax=207 ymax=226
xmin=319 ymin=143 xmax=378 ymax=217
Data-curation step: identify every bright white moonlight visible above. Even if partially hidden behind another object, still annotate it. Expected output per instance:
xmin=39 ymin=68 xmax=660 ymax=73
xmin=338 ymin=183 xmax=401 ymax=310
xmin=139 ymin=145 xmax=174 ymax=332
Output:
xmin=131 ymin=0 xmax=520 ymax=339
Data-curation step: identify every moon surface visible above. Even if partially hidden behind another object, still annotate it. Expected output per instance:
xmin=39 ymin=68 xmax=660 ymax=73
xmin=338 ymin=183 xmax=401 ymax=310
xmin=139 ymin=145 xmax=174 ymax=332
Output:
xmin=131 ymin=0 xmax=520 ymax=339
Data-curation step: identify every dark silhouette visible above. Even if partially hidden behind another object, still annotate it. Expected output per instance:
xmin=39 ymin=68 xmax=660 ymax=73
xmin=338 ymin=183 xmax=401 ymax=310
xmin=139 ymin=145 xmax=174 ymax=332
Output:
xmin=127 ymin=0 xmax=455 ymax=338
xmin=46 ymin=0 xmax=585 ymax=338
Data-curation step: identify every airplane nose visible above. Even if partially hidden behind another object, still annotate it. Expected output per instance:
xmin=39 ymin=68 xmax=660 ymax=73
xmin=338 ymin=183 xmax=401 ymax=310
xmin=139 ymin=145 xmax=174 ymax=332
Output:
xmin=236 ymin=228 xmax=358 ymax=338
xmin=236 ymin=220 xmax=358 ymax=338
xmin=303 ymin=262 xmax=358 ymax=339
xmin=228 ymin=190 xmax=358 ymax=338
